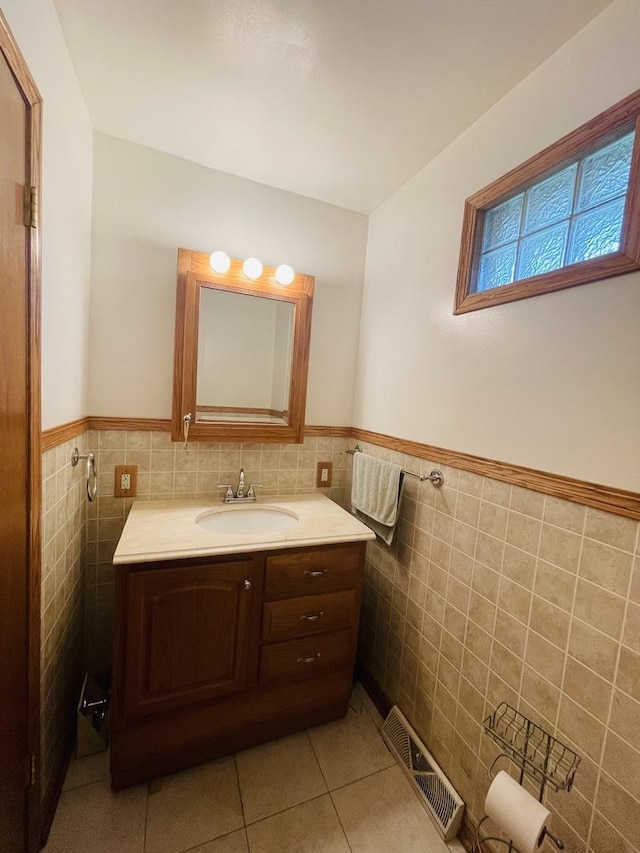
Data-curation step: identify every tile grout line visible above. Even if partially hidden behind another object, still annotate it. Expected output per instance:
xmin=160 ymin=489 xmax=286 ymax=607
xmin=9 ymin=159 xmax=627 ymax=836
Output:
xmin=585 ymin=519 xmax=640 ymax=852
xmin=306 ymin=728 xmax=353 ymax=853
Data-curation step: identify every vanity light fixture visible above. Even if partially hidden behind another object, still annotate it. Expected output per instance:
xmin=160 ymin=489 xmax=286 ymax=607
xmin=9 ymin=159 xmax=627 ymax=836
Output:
xmin=242 ymin=257 xmax=263 ymax=280
xmin=209 ymin=250 xmax=231 ymax=273
xmin=275 ymin=264 xmax=295 ymax=286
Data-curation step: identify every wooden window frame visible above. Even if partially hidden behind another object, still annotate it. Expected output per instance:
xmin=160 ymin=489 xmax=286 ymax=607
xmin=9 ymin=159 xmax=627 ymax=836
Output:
xmin=454 ymin=89 xmax=640 ymax=314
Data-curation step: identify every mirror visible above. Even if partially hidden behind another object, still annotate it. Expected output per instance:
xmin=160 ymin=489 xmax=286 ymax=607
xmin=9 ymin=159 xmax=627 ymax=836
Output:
xmin=171 ymin=248 xmax=314 ymax=443
xmin=197 ymin=289 xmax=294 ymax=424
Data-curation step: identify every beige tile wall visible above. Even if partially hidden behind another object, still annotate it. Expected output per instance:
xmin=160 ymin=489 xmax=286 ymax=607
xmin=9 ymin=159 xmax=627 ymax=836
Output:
xmin=41 ymin=437 xmax=87 ymax=802
xmin=85 ymin=429 xmax=352 ymax=671
xmin=49 ymin=425 xmax=640 ymax=852
xmin=356 ymin=441 xmax=640 ymax=853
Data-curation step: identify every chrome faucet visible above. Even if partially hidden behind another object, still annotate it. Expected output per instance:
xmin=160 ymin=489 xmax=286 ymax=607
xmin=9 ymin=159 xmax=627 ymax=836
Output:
xmin=217 ymin=468 xmax=263 ymax=503
xmin=236 ymin=468 xmax=246 ymax=499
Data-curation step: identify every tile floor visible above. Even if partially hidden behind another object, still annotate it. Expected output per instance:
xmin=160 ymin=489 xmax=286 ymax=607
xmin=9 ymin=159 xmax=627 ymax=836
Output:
xmin=45 ymin=684 xmax=465 ymax=853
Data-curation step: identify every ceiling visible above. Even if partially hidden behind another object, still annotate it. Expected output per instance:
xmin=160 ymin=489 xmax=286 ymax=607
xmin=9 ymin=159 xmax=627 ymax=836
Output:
xmin=53 ymin=0 xmax=613 ymax=213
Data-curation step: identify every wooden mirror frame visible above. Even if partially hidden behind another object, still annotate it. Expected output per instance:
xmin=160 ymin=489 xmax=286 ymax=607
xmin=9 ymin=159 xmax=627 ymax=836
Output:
xmin=171 ymin=248 xmax=314 ymax=443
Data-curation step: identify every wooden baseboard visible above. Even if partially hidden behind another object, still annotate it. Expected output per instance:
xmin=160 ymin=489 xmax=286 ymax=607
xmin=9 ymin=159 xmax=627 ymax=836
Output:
xmin=305 ymin=425 xmax=352 ymax=437
xmin=352 ymin=427 xmax=640 ymax=520
xmin=41 ymin=417 xmax=89 ymax=452
xmin=39 ymin=417 xmax=640 ymax=519
xmin=88 ymin=417 xmax=171 ymax=432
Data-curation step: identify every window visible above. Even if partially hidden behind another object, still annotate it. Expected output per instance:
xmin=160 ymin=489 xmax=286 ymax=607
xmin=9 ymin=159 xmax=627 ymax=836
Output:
xmin=454 ymin=90 xmax=640 ymax=314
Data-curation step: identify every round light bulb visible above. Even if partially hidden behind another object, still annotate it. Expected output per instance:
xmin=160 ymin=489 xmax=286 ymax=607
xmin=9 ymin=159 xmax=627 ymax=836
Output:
xmin=243 ymin=257 xmax=263 ymax=280
xmin=209 ymin=250 xmax=231 ymax=273
xmin=275 ymin=264 xmax=295 ymax=286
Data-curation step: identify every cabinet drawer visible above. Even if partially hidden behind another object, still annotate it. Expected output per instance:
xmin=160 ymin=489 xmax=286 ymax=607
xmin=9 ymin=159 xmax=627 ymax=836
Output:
xmin=265 ymin=544 xmax=363 ymax=600
xmin=262 ymin=589 xmax=356 ymax=642
xmin=259 ymin=629 xmax=353 ymax=683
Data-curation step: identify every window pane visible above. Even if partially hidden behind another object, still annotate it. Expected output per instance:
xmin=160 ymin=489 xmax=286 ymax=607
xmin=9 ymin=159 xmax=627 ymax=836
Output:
xmin=477 ymin=244 xmax=517 ymax=291
xmin=567 ymin=197 xmax=626 ymax=264
xmin=516 ymin=222 xmax=569 ymax=280
xmin=523 ymin=165 xmax=577 ymax=234
xmin=482 ymin=194 xmax=523 ymax=251
xmin=576 ymin=132 xmax=634 ymax=212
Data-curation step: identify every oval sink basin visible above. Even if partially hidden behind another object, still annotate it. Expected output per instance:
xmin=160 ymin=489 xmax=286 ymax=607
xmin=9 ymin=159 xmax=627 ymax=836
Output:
xmin=196 ymin=505 xmax=300 ymax=535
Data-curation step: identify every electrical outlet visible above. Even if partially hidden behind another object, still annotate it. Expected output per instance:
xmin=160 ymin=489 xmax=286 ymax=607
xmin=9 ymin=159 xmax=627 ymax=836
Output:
xmin=114 ymin=465 xmax=138 ymax=498
xmin=316 ymin=461 xmax=333 ymax=488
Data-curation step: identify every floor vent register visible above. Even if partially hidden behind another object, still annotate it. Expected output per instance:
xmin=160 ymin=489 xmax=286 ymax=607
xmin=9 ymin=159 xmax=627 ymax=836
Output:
xmin=381 ymin=705 xmax=464 ymax=841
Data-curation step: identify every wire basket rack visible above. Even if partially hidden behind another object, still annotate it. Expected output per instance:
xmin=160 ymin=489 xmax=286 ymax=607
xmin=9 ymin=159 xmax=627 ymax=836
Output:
xmin=483 ymin=702 xmax=580 ymax=793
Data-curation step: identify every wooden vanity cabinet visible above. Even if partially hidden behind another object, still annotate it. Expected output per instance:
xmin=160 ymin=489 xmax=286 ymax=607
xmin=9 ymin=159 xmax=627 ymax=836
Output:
xmin=110 ymin=541 xmax=366 ymax=788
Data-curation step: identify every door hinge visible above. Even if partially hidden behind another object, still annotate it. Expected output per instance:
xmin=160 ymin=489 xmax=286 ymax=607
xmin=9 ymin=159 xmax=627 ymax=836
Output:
xmin=30 ymin=186 xmax=38 ymax=229
xmin=25 ymin=185 xmax=38 ymax=229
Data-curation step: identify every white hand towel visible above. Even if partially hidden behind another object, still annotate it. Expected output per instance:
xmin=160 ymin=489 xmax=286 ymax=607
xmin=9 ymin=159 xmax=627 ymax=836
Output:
xmin=351 ymin=452 xmax=404 ymax=545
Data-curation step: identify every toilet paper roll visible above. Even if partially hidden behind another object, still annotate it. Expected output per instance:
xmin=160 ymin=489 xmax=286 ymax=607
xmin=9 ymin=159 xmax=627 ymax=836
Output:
xmin=484 ymin=771 xmax=550 ymax=853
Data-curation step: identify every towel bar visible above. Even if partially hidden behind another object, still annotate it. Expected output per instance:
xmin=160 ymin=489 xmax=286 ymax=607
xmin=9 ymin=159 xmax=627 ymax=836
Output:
xmin=71 ymin=447 xmax=98 ymax=501
xmin=346 ymin=445 xmax=443 ymax=487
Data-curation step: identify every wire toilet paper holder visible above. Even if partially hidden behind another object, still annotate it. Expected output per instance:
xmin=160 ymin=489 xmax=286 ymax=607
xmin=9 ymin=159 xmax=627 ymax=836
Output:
xmin=474 ymin=702 xmax=581 ymax=852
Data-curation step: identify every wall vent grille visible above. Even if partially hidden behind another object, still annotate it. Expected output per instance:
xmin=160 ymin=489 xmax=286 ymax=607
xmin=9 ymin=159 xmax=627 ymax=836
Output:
xmin=381 ymin=705 xmax=464 ymax=841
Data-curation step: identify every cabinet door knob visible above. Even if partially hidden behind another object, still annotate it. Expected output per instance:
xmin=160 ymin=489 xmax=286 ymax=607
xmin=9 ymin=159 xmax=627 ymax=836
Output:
xmin=304 ymin=569 xmax=327 ymax=577
xmin=243 ymin=580 xmax=252 ymax=590
xmin=300 ymin=612 xmax=324 ymax=621
xmin=296 ymin=653 xmax=321 ymax=664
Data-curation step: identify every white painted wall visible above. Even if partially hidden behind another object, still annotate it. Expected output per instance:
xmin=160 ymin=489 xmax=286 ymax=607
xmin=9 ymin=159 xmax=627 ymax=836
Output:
xmin=353 ymin=0 xmax=640 ymax=492
xmin=90 ymin=133 xmax=368 ymax=425
xmin=3 ymin=0 xmax=93 ymax=430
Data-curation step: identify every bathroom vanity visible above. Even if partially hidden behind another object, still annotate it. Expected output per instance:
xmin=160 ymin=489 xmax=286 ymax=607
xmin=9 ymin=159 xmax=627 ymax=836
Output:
xmin=109 ymin=495 xmax=374 ymax=788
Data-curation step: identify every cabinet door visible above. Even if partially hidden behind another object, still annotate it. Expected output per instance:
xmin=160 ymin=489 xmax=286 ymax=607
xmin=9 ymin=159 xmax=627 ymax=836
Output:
xmin=122 ymin=559 xmax=260 ymax=719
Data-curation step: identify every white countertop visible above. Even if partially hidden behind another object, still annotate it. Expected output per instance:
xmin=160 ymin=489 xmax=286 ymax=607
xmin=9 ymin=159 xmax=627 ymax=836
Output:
xmin=113 ymin=494 xmax=375 ymax=564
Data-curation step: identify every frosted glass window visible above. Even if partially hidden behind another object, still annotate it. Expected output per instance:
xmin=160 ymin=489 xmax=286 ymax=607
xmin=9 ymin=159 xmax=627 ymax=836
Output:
xmin=456 ymin=93 xmax=640 ymax=314
xmin=523 ymin=165 xmax=577 ymax=234
xmin=474 ymin=129 xmax=635 ymax=293
xmin=482 ymin=195 xmax=523 ymax=251
xmin=477 ymin=244 xmax=517 ymax=292
xmin=567 ymin=197 xmax=626 ymax=264
xmin=576 ymin=132 xmax=634 ymax=212
xmin=517 ymin=223 xmax=568 ymax=280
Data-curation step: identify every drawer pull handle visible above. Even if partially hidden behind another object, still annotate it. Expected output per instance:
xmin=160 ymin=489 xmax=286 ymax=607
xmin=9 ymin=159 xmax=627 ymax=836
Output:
xmin=304 ymin=569 xmax=327 ymax=577
xmin=243 ymin=580 xmax=252 ymax=590
xmin=300 ymin=612 xmax=324 ymax=621
xmin=296 ymin=654 xmax=321 ymax=664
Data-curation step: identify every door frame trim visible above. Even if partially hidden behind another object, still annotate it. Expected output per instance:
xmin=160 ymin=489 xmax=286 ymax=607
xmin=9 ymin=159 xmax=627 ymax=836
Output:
xmin=0 ymin=11 xmax=42 ymax=853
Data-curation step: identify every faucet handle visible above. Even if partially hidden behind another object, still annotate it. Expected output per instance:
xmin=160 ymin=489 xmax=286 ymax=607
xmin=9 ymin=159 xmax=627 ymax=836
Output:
xmin=217 ymin=483 xmax=234 ymax=501
xmin=247 ymin=483 xmax=264 ymax=498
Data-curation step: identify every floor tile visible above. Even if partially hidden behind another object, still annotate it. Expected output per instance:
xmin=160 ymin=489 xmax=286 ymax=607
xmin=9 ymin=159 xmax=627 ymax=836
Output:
xmin=308 ymin=701 xmax=395 ymax=789
xmin=63 ymin=748 xmax=110 ymax=791
xmin=236 ymin=732 xmax=327 ymax=824
xmin=331 ymin=765 xmax=449 ymax=853
xmin=189 ymin=829 xmax=249 ymax=852
xmin=145 ymin=756 xmax=244 ymax=853
xmin=246 ymin=795 xmax=350 ymax=853
xmin=44 ymin=778 xmax=147 ymax=853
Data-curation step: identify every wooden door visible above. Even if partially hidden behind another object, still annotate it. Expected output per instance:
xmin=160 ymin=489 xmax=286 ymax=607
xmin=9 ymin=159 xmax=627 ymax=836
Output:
xmin=121 ymin=559 xmax=262 ymax=720
xmin=0 ymin=13 xmax=42 ymax=853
